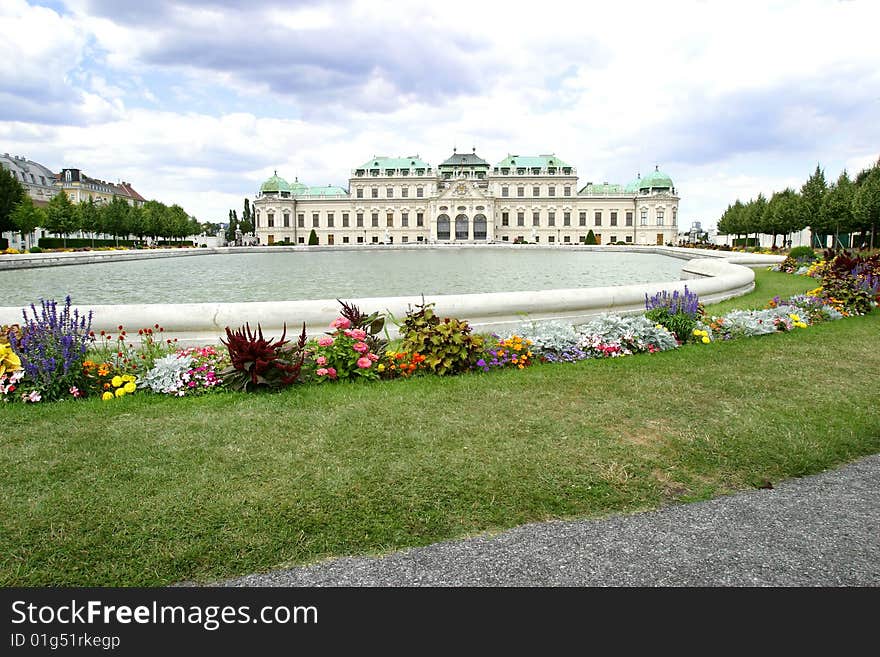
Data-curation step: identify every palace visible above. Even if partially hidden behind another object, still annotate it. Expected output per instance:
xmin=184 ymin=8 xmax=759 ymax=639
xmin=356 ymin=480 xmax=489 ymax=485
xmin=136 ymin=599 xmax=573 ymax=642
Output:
xmin=253 ymin=149 xmax=680 ymax=246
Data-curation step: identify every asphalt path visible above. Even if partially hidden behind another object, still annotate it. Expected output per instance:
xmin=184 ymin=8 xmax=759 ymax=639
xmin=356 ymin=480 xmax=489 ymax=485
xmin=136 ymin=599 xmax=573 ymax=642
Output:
xmin=216 ymin=454 xmax=879 ymax=587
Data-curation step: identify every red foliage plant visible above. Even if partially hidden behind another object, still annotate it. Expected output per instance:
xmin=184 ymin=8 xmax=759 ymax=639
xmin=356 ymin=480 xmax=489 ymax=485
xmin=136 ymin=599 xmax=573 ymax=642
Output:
xmin=220 ymin=322 xmax=307 ymax=391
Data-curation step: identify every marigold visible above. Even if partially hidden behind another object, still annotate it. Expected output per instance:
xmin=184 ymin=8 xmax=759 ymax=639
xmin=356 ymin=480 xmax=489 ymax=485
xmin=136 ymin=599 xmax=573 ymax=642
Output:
xmin=123 ymin=381 xmax=136 ymax=394
xmin=101 ymin=391 xmax=114 ymax=401
xmin=115 ymin=387 xmax=126 ymax=398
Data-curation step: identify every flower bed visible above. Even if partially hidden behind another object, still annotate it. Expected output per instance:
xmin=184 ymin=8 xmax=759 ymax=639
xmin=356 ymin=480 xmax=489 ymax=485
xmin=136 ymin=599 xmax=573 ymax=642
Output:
xmin=1 ymin=257 xmax=876 ymax=404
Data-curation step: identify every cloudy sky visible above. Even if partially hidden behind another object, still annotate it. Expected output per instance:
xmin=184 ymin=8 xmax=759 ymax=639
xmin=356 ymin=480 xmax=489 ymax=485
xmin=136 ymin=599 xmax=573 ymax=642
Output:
xmin=2 ymin=0 xmax=878 ymax=229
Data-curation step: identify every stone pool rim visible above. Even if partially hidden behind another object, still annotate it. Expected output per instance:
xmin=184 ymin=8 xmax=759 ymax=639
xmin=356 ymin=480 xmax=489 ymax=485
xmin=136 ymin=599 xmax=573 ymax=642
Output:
xmin=0 ymin=244 xmax=784 ymax=345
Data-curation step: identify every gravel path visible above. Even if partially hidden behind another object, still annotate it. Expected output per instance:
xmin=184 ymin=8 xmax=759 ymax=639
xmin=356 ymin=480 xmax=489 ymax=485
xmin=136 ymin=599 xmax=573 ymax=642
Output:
xmin=217 ymin=454 xmax=880 ymax=587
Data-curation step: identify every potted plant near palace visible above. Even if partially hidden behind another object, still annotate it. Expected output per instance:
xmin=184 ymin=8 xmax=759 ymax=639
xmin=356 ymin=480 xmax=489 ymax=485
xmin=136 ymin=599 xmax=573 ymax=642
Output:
xmin=308 ymin=229 xmax=318 ymax=246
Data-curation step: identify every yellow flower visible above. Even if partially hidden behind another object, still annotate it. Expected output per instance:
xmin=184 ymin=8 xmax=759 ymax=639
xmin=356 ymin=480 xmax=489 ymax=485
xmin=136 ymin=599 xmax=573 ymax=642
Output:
xmin=701 ymin=336 xmax=710 ymax=344
xmin=377 ymin=364 xmax=385 ymax=373
xmin=111 ymin=375 xmax=123 ymax=388
xmin=123 ymin=381 xmax=136 ymax=394
xmin=115 ymin=387 xmax=126 ymax=398
xmin=101 ymin=391 xmax=114 ymax=401
xmin=122 ymin=374 xmax=136 ymax=383
xmin=692 ymin=328 xmax=701 ymax=336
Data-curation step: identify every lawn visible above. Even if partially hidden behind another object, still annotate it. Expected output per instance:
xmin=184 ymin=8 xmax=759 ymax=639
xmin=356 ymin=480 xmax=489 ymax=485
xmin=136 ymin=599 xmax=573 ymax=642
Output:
xmin=2 ymin=268 xmax=878 ymax=586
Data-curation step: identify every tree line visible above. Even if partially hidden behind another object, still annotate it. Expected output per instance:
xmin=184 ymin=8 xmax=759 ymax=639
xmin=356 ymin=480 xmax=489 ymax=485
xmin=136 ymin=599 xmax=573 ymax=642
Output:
xmin=0 ymin=168 xmax=205 ymax=246
xmin=224 ymin=198 xmax=254 ymax=243
xmin=717 ymin=158 xmax=880 ymax=249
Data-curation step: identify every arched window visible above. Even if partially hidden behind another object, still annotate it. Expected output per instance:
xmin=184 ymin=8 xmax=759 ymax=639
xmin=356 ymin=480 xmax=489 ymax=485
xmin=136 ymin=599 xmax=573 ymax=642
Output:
xmin=455 ymin=214 xmax=468 ymax=240
xmin=473 ymin=214 xmax=487 ymax=240
xmin=437 ymin=214 xmax=450 ymax=240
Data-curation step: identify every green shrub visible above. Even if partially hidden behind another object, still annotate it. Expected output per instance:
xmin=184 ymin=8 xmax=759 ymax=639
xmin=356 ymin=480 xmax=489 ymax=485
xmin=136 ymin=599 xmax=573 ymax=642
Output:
xmin=308 ymin=229 xmax=318 ymax=246
xmin=787 ymin=246 xmax=818 ymax=261
xmin=398 ymin=301 xmax=484 ymax=375
xmin=28 ymin=246 xmax=42 ymax=253
xmin=584 ymin=230 xmax=597 ymax=245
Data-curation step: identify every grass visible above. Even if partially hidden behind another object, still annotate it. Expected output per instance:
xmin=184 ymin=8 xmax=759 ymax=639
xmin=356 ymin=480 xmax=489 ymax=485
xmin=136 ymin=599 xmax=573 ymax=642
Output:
xmin=2 ymin=271 xmax=878 ymax=586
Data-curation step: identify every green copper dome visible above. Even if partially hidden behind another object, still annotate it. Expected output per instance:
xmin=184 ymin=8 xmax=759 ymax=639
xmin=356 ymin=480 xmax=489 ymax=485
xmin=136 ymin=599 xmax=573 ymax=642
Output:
xmin=639 ymin=167 xmax=673 ymax=191
xmin=260 ymin=171 xmax=290 ymax=193
xmin=289 ymin=178 xmax=308 ymax=195
xmin=625 ymin=175 xmax=641 ymax=193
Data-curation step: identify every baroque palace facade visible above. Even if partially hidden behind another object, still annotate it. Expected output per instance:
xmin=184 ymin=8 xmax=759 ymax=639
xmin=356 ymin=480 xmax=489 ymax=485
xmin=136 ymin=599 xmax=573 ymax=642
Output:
xmin=253 ymin=149 xmax=679 ymax=247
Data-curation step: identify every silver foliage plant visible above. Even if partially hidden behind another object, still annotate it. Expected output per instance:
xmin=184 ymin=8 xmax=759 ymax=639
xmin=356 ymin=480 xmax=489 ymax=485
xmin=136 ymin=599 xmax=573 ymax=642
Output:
xmin=139 ymin=353 xmax=194 ymax=395
xmin=576 ymin=314 xmax=679 ymax=355
xmin=515 ymin=320 xmax=582 ymax=360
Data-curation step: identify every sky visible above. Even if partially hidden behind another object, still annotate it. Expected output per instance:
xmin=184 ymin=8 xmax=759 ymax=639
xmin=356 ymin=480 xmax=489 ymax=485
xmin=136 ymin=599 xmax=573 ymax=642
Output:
xmin=1 ymin=0 xmax=878 ymax=230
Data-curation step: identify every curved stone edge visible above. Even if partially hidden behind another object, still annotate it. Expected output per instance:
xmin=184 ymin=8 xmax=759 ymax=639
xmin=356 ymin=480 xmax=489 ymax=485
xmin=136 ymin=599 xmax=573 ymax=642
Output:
xmin=0 ymin=250 xmax=783 ymax=346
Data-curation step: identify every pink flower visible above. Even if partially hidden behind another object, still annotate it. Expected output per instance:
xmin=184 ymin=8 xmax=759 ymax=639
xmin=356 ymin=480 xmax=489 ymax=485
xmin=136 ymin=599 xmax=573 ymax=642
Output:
xmin=327 ymin=367 xmax=337 ymax=379
xmin=368 ymin=353 xmax=379 ymax=361
xmin=348 ymin=328 xmax=367 ymax=340
xmin=69 ymin=386 xmax=83 ymax=398
xmin=316 ymin=368 xmax=329 ymax=376
xmin=353 ymin=341 xmax=369 ymax=354
xmin=356 ymin=357 xmax=372 ymax=368
xmin=330 ymin=317 xmax=351 ymax=330
xmin=317 ymin=336 xmax=334 ymax=347
xmin=23 ymin=390 xmax=41 ymax=403
xmin=315 ymin=356 xmax=327 ymax=366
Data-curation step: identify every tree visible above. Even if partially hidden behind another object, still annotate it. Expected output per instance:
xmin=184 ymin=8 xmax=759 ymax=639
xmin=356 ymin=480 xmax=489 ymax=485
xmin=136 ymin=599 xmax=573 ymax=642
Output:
xmin=766 ymin=189 xmax=801 ymax=248
xmin=584 ymin=229 xmax=597 ymax=245
xmin=78 ymin=199 xmax=100 ymax=245
xmin=852 ymin=165 xmax=880 ymax=250
xmin=0 ymin=167 xmax=26 ymax=234
xmin=800 ymin=164 xmax=827 ymax=246
xmin=240 ymin=198 xmax=254 ymax=235
xmin=225 ymin=209 xmax=238 ymax=242
xmin=819 ymin=172 xmax=854 ymax=249
xmin=201 ymin=222 xmax=221 ymax=236
xmin=103 ymin=196 xmax=132 ymax=244
xmin=44 ymin=192 xmax=79 ymax=246
xmin=308 ymin=228 xmax=318 ymax=245
xmin=10 ymin=197 xmax=44 ymax=248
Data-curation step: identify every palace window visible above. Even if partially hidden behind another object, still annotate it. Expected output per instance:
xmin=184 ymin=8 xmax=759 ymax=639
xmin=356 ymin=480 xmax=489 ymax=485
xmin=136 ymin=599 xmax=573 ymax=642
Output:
xmin=610 ymin=235 xmax=618 ymax=243
xmin=387 ymin=212 xmax=394 ymax=227
xmin=417 ymin=212 xmax=424 ymax=227
xmin=356 ymin=212 xmax=364 ymax=227
xmin=640 ymin=209 xmax=648 ymax=225
xmin=371 ymin=188 xmax=378 ymax=198
xmin=548 ymin=235 xmax=555 ymax=243
xmin=610 ymin=211 xmax=618 ymax=226
xmin=564 ymin=186 xmax=571 ymax=197
xmin=357 ymin=236 xmax=364 ymax=243
xmin=371 ymin=213 xmax=379 ymax=227
xmin=298 ymin=236 xmax=304 ymax=244
xmin=563 ymin=235 xmax=571 ymax=243
xmin=283 ymin=213 xmax=290 ymax=227
xmin=672 ymin=208 xmax=677 ymax=226
xmin=548 ymin=186 xmax=556 ymax=197
xmin=549 ymin=212 xmax=557 ymax=226
xmin=502 ymin=186 xmax=509 ymax=197
xmin=402 ymin=187 xmax=409 ymax=198
xmin=416 ymin=187 xmax=424 ymax=198
xmin=594 ymin=211 xmax=602 ymax=226
xmin=372 ymin=236 xmax=379 ymax=243
xmin=342 ymin=213 xmax=350 ymax=227
xmin=533 ymin=211 xmax=540 ymax=227
xmin=625 ymin=211 xmax=633 ymax=226
xmin=657 ymin=209 xmax=664 ymax=226
xmin=501 ymin=211 xmax=509 ymax=226
xmin=517 ymin=212 xmax=525 ymax=226
xmin=579 ymin=211 xmax=586 ymax=226
xmin=298 ymin=213 xmax=305 ymax=228
xmin=343 ymin=236 xmax=350 ymax=244
xmin=402 ymin=236 xmax=409 ymax=243
xmin=356 ymin=188 xmax=363 ymax=198
xmin=327 ymin=213 xmax=334 ymax=228
xmin=517 ymin=187 xmax=524 ymax=197
xmin=386 ymin=187 xmax=393 ymax=198
xmin=312 ymin=213 xmax=319 ymax=228
xmin=267 ymin=213 xmax=274 ymax=228
xmin=563 ymin=212 xmax=571 ymax=226
xmin=401 ymin=212 xmax=409 ymax=227
xmin=533 ymin=186 xmax=540 ymax=196
xmin=625 ymin=236 xmax=633 ymax=243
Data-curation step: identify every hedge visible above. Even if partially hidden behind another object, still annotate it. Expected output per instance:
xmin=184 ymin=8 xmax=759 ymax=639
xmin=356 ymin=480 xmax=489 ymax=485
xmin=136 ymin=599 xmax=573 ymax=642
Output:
xmin=38 ymin=238 xmax=194 ymax=249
